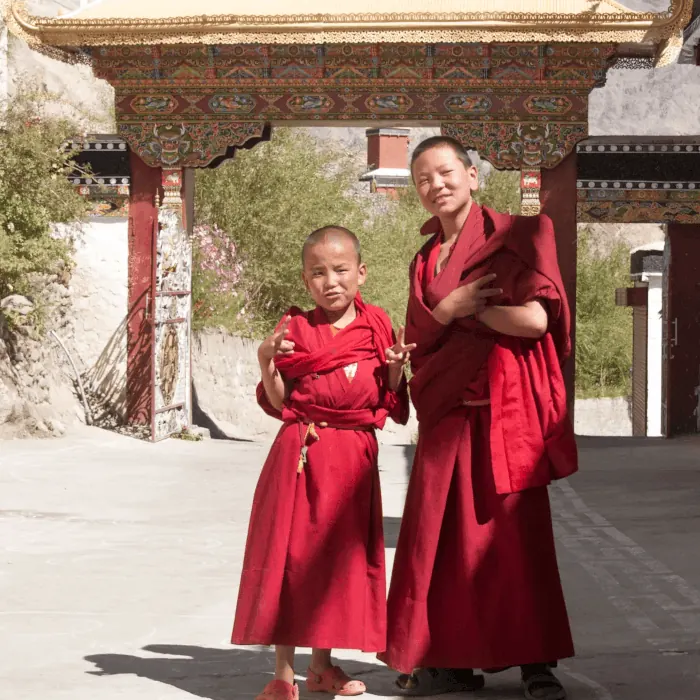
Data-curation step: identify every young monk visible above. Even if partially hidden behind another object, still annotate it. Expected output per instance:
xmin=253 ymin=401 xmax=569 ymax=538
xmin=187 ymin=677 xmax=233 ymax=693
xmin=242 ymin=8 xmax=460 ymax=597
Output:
xmin=232 ymin=226 xmax=413 ymax=700
xmin=380 ymin=137 xmax=578 ymax=700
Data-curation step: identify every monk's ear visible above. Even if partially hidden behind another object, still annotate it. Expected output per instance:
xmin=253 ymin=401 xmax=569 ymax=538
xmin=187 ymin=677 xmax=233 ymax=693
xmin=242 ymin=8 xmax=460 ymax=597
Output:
xmin=357 ymin=262 xmax=368 ymax=286
xmin=469 ymin=165 xmax=480 ymax=192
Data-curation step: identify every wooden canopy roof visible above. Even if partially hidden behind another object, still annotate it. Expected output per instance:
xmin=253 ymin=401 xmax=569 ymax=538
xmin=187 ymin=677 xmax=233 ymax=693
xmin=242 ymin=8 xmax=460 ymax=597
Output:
xmin=5 ymin=0 xmax=694 ymax=51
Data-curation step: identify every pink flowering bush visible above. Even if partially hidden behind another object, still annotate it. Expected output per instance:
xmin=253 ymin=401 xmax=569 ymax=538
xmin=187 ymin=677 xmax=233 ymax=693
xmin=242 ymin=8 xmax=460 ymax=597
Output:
xmin=191 ymin=223 xmax=245 ymax=331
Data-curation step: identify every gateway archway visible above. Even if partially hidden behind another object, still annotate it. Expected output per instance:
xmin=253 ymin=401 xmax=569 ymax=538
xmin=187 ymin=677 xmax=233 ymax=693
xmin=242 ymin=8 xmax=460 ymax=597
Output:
xmin=7 ymin=0 xmax=695 ymax=438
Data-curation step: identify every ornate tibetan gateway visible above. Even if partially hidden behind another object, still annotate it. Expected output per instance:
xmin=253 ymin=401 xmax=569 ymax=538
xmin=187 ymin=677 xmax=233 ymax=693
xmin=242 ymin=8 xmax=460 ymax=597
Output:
xmin=6 ymin=0 xmax=692 ymax=437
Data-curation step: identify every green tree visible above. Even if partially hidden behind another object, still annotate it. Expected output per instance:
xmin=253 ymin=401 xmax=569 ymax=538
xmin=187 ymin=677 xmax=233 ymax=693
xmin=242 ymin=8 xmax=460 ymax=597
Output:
xmin=0 ymin=89 xmax=88 ymax=299
xmin=575 ymin=227 xmax=633 ymax=398
xmin=195 ymin=129 xmax=366 ymax=336
xmin=193 ymin=129 xmax=524 ymax=336
xmin=474 ymin=168 xmax=521 ymax=214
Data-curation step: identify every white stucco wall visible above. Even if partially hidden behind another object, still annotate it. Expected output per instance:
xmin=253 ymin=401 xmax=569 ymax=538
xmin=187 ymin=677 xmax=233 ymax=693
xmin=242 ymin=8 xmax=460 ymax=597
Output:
xmin=68 ymin=218 xmax=129 ymax=419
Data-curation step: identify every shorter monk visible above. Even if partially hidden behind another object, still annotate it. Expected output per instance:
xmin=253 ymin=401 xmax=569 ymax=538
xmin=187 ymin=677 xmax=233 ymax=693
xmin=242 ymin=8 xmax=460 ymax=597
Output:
xmin=232 ymin=226 xmax=413 ymax=700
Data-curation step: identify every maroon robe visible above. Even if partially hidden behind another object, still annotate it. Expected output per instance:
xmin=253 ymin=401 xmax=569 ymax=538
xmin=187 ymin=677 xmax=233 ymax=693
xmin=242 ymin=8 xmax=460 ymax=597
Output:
xmin=232 ymin=296 xmax=409 ymax=651
xmin=380 ymin=205 xmax=576 ymax=673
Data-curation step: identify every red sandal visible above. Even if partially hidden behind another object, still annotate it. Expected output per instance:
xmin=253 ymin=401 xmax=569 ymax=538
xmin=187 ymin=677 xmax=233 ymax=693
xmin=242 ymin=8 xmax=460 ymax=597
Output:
xmin=306 ymin=666 xmax=366 ymax=696
xmin=255 ymin=679 xmax=299 ymax=700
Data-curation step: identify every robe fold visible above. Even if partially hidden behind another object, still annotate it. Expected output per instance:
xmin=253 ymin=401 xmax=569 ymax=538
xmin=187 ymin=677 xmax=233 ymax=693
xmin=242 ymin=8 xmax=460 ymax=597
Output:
xmin=380 ymin=205 xmax=576 ymax=674
xmin=232 ymin=295 xmax=409 ymax=652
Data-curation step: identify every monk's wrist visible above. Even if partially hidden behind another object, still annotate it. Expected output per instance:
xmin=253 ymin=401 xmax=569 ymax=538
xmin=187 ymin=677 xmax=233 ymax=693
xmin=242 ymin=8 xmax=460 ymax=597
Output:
xmin=387 ymin=364 xmax=404 ymax=391
xmin=257 ymin=349 xmax=275 ymax=371
xmin=433 ymin=298 xmax=454 ymax=326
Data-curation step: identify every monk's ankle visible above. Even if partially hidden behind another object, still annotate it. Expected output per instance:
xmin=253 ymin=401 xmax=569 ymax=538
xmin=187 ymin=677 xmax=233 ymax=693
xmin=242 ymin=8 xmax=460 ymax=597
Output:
xmin=308 ymin=651 xmax=333 ymax=676
xmin=521 ymin=663 xmax=552 ymax=680
xmin=309 ymin=662 xmax=333 ymax=674
xmin=274 ymin=669 xmax=296 ymax=685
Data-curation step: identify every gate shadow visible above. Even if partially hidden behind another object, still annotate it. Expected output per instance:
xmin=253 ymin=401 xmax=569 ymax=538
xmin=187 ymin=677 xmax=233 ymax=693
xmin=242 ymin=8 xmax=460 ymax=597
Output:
xmin=85 ymin=644 xmax=398 ymax=699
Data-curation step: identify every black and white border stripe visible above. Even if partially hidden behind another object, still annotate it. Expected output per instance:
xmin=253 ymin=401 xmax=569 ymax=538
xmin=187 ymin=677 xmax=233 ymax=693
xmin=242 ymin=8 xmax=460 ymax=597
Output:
xmin=577 ymin=143 xmax=700 ymax=154
xmin=66 ymin=141 xmax=128 ymax=152
xmin=71 ymin=176 xmax=131 ymax=186
xmin=577 ymin=180 xmax=699 ymax=190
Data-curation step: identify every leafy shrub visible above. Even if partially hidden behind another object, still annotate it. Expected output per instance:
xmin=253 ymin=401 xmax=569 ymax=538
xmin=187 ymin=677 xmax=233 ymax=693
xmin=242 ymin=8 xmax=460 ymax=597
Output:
xmin=0 ymin=89 xmax=88 ymax=299
xmin=194 ymin=129 xmax=524 ymax=336
xmin=575 ymin=227 xmax=633 ymax=398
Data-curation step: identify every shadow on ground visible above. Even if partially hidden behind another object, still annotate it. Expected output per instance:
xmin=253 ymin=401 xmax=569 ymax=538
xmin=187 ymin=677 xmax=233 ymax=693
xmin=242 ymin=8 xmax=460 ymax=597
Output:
xmin=85 ymin=644 xmax=401 ymax=699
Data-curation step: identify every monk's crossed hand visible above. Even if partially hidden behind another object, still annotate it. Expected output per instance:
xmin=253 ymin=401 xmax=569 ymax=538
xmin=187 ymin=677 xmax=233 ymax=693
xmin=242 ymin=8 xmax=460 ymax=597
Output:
xmin=385 ymin=326 xmax=417 ymax=367
xmin=258 ymin=316 xmax=295 ymax=362
xmin=445 ymin=273 xmax=502 ymax=320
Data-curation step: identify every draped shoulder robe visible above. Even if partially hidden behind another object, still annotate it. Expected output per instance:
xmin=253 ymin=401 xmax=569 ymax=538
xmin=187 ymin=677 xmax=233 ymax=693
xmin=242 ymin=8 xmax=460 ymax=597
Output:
xmin=380 ymin=205 xmax=577 ymax=673
xmin=232 ymin=296 xmax=409 ymax=651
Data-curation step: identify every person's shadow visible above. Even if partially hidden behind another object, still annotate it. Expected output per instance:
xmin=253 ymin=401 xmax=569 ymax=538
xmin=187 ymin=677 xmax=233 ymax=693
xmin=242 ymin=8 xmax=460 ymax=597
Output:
xmin=85 ymin=644 xmax=398 ymax=699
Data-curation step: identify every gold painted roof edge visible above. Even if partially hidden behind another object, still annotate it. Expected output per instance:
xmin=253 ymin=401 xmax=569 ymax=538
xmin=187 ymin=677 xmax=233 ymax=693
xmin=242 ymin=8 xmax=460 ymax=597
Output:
xmin=5 ymin=0 xmax=693 ymax=51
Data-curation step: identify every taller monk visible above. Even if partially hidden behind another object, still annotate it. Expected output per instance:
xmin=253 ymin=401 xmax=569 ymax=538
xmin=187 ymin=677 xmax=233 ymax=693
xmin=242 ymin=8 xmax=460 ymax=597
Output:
xmin=380 ymin=137 xmax=578 ymax=700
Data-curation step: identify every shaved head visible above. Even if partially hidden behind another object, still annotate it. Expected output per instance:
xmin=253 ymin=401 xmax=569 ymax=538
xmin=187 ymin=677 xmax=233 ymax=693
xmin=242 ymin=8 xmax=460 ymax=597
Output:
xmin=411 ymin=135 xmax=474 ymax=178
xmin=302 ymin=226 xmax=362 ymax=267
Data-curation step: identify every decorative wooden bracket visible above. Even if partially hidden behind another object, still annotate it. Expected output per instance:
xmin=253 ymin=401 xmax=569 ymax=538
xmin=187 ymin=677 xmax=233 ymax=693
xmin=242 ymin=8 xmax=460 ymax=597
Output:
xmin=442 ymin=121 xmax=587 ymax=171
xmin=118 ymin=121 xmax=268 ymax=169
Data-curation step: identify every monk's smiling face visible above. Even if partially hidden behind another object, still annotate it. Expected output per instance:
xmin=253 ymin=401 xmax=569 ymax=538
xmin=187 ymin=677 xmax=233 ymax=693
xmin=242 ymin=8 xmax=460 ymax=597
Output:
xmin=302 ymin=233 xmax=367 ymax=318
xmin=412 ymin=144 xmax=479 ymax=220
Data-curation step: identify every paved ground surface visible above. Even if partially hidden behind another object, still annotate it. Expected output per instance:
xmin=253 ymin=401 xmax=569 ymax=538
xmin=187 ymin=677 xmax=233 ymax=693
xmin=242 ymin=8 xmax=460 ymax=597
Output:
xmin=1 ymin=428 xmax=700 ymax=700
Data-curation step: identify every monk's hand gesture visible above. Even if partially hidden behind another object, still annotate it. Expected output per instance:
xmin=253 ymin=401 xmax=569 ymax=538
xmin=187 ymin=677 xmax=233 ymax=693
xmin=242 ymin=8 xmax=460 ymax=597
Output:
xmin=385 ymin=326 xmax=417 ymax=367
xmin=258 ymin=316 xmax=295 ymax=363
xmin=385 ymin=326 xmax=416 ymax=391
xmin=435 ymin=274 xmax=502 ymax=324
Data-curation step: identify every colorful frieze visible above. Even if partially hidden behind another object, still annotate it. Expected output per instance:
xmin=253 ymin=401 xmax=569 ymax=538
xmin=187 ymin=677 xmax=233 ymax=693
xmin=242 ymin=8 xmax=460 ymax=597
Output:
xmin=577 ymin=200 xmax=700 ymax=224
xmin=90 ymin=41 xmax=614 ymax=168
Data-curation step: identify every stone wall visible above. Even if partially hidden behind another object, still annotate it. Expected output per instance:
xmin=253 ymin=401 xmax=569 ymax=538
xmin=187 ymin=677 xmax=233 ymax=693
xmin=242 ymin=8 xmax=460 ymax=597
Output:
xmin=3 ymin=2 xmax=114 ymax=132
xmin=590 ymin=65 xmax=700 ymax=137
xmin=192 ymin=330 xmax=633 ymax=440
xmin=192 ymin=329 xmax=418 ymax=444
xmin=574 ymin=397 xmax=633 ymax=437
xmin=0 ymin=278 xmax=79 ymax=438
xmin=0 ymin=217 xmax=129 ymax=438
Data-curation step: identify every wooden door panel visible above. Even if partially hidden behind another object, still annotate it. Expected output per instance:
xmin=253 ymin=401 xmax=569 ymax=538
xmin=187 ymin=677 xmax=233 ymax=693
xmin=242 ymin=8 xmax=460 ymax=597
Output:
xmin=666 ymin=224 xmax=700 ymax=436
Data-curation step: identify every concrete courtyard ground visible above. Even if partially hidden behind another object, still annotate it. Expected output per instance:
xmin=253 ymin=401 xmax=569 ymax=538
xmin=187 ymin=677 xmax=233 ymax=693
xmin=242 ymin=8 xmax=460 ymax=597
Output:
xmin=1 ymin=428 xmax=700 ymax=700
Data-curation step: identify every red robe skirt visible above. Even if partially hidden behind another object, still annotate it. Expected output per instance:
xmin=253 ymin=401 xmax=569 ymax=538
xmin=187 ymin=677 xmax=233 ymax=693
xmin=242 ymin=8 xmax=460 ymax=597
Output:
xmin=382 ymin=406 xmax=574 ymax=672
xmin=232 ymin=302 xmax=408 ymax=651
xmin=380 ymin=206 xmax=575 ymax=673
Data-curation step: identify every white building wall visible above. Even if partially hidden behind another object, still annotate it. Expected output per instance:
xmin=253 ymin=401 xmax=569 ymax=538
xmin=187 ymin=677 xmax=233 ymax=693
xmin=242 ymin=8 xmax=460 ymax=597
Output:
xmin=645 ymin=274 xmax=664 ymax=438
xmin=0 ymin=20 xmax=8 ymax=105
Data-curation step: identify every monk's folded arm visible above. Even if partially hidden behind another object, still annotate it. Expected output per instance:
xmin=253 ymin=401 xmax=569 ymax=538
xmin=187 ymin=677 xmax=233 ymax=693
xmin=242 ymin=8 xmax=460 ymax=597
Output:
xmin=477 ymin=300 xmax=548 ymax=339
xmin=258 ymin=354 xmax=287 ymax=410
xmin=432 ymin=297 xmax=455 ymax=326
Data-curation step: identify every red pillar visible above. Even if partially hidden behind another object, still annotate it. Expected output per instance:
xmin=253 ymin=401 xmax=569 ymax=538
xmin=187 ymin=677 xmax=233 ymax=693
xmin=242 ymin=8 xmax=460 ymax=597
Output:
xmin=127 ymin=153 xmax=161 ymax=425
xmin=540 ymin=153 xmax=578 ymax=414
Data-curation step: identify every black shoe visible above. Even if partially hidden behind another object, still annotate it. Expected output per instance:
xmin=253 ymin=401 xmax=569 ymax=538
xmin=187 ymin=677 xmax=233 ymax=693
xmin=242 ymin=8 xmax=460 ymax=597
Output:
xmin=396 ymin=667 xmax=485 ymax=695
